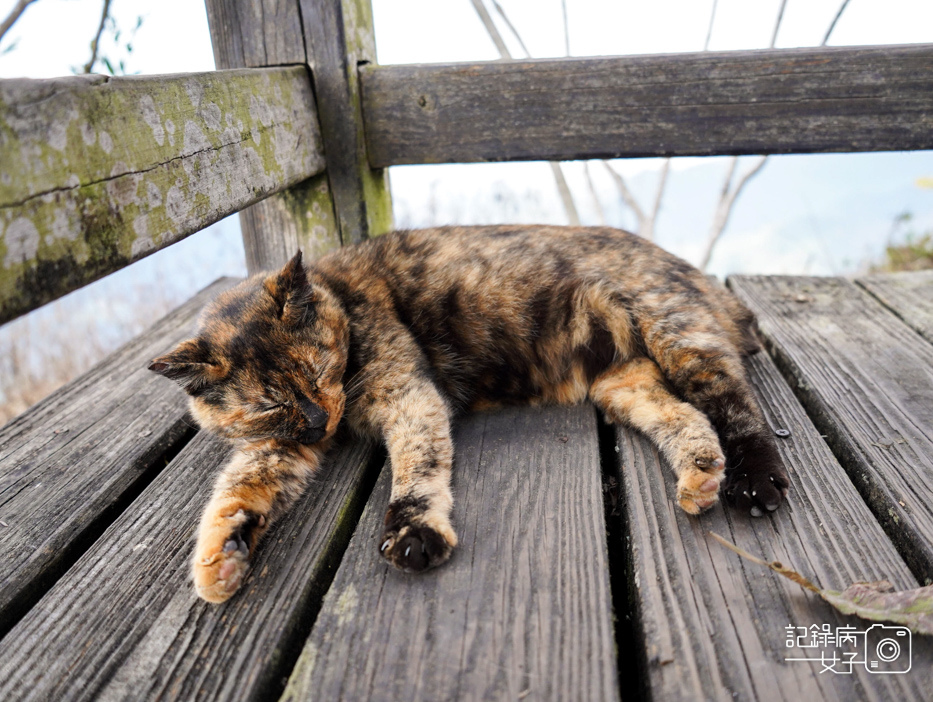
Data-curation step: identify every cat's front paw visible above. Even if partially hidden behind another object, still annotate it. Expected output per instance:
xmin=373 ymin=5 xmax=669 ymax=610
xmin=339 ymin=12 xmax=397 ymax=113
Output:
xmin=380 ymin=523 xmax=456 ymax=572
xmin=676 ymin=455 xmax=725 ymax=515
xmin=379 ymin=499 xmax=457 ymax=572
xmin=192 ymin=508 xmax=265 ymax=603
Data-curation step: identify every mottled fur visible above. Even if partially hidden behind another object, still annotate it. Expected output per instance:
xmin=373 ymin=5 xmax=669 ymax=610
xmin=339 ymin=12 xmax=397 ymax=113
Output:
xmin=150 ymin=225 xmax=789 ymax=603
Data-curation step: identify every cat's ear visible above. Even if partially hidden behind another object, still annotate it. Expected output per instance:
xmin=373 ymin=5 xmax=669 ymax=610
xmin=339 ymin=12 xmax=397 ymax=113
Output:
xmin=265 ymin=250 xmax=315 ymax=325
xmin=148 ymin=338 xmax=216 ymax=392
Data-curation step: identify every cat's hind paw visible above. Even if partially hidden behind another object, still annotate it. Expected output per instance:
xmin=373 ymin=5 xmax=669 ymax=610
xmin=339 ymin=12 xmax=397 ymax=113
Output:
xmin=721 ymin=432 xmax=790 ymax=516
xmin=676 ymin=456 xmax=725 ymax=515
xmin=723 ymin=464 xmax=789 ymax=516
xmin=192 ymin=509 xmax=265 ymax=603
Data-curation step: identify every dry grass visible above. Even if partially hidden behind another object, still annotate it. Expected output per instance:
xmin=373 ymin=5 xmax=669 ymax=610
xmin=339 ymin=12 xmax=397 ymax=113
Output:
xmin=0 ymin=284 xmax=178 ymax=425
xmin=0 ymin=220 xmax=247 ymax=427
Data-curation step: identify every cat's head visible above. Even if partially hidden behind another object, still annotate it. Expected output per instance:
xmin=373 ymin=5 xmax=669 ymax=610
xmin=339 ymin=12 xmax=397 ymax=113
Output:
xmin=149 ymin=251 xmax=349 ymax=447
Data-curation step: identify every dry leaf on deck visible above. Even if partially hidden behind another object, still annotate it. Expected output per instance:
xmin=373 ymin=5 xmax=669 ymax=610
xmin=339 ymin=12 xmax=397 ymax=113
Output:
xmin=710 ymin=531 xmax=933 ymax=635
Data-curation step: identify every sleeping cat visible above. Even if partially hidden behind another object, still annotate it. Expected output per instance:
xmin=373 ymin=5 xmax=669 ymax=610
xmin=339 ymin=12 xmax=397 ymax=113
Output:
xmin=149 ymin=225 xmax=789 ymax=603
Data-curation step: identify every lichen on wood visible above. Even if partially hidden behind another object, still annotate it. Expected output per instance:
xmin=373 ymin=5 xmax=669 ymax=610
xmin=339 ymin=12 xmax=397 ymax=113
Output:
xmin=0 ymin=66 xmax=326 ymax=324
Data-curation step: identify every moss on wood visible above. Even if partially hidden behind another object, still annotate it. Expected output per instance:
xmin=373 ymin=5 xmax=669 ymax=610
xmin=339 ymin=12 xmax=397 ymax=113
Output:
xmin=0 ymin=67 xmax=325 ymax=324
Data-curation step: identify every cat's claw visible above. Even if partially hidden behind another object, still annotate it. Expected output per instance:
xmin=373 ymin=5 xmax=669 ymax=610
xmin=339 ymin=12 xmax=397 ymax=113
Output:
xmin=380 ymin=523 xmax=455 ymax=572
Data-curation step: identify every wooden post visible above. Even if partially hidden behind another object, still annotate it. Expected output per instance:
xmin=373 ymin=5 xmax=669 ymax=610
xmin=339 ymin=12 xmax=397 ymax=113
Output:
xmin=205 ymin=0 xmax=392 ymax=271
xmin=299 ymin=0 xmax=393 ymax=245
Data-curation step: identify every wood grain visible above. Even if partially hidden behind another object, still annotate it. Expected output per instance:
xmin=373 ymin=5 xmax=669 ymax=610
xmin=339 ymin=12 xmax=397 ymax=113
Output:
xmin=205 ymin=0 xmax=344 ymax=272
xmin=360 ymin=44 xmax=933 ymax=167
xmin=730 ymin=275 xmax=933 ymax=584
xmin=0 ymin=278 xmax=236 ymax=637
xmin=299 ymin=0 xmax=393 ymax=245
xmin=0 ymin=429 xmax=380 ymax=702
xmin=615 ymin=348 xmax=932 ymax=701
xmin=0 ymin=68 xmax=323 ymax=322
xmin=283 ymin=404 xmax=620 ymax=702
xmin=857 ymin=270 xmax=933 ymax=345
xmin=204 ymin=0 xmax=307 ymax=69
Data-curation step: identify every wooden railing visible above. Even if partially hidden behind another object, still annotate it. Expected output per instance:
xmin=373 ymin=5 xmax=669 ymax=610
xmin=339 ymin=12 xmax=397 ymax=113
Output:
xmin=361 ymin=44 xmax=933 ymax=165
xmin=1 ymin=0 xmax=932 ymax=327
xmin=0 ymin=67 xmax=323 ymax=324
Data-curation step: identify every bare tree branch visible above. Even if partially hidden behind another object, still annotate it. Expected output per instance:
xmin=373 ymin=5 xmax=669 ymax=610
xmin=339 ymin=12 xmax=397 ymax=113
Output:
xmin=700 ymin=156 xmax=767 ymax=269
xmin=699 ymin=0 xmax=790 ymax=269
xmin=642 ymin=159 xmax=670 ymax=241
xmin=583 ymin=162 xmax=606 ymax=225
xmin=704 ymin=0 xmax=718 ymax=51
xmin=770 ymin=0 xmax=788 ymax=49
xmin=471 ymin=0 xmax=580 ymax=225
xmin=602 ymin=161 xmax=645 ymax=229
xmin=82 ymin=0 xmax=113 ymax=74
xmin=0 ymin=0 xmax=39 ymax=46
xmin=548 ymin=162 xmax=581 ymax=225
xmin=561 ymin=0 xmax=570 ymax=56
xmin=490 ymin=0 xmax=531 ymax=58
xmin=470 ymin=0 xmax=511 ymax=59
xmin=822 ymin=0 xmax=853 ymax=45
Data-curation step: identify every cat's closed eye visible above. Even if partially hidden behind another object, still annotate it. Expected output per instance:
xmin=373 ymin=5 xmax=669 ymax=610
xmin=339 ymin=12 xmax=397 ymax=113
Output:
xmin=258 ymin=403 xmax=286 ymax=414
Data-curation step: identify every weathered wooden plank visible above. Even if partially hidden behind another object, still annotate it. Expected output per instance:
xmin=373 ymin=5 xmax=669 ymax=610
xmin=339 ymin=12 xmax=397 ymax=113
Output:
xmin=284 ymin=405 xmax=619 ymax=702
xmin=0 ymin=67 xmax=324 ymax=321
xmin=360 ymin=44 xmax=933 ymax=167
xmin=205 ymin=0 xmax=343 ymax=272
xmin=0 ymin=277 xmax=236 ymax=637
xmin=0 ymin=429 xmax=380 ymax=702
xmin=616 ymin=348 xmax=933 ymax=701
xmin=299 ymin=0 xmax=393 ymax=245
xmin=730 ymin=275 xmax=933 ymax=584
xmin=857 ymin=270 xmax=933 ymax=345
xmin=204 ymin=0 xmax=307 ymax=69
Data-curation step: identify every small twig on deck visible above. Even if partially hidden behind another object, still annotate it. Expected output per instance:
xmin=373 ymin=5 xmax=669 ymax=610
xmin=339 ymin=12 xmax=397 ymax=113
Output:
xmin=471 ymin=0 xmax=581 ymax=225
xmin=710 ymin=532 xmax=826 ymax=594
xmin=0 ymin=0 xmax=38 ymax=45
xmin=82 ymin=0 xmax=113 ymax=74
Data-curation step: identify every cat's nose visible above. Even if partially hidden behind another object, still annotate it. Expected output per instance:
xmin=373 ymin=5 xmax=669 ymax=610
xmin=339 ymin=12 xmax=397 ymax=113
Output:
xmin=299 ymin=399 xmax=329 ymax=429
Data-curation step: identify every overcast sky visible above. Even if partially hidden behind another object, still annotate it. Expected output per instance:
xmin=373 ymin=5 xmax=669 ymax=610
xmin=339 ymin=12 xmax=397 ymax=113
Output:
xmin=2 ymin=0 xmax=931 ymax=275
xmin=2 ymin=0 xmax=932 ymax=78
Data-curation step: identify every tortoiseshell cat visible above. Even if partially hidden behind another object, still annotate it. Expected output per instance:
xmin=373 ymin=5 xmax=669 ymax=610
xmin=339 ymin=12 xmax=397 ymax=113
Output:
xmin=149 ymin=225 xmax=789 ymax=603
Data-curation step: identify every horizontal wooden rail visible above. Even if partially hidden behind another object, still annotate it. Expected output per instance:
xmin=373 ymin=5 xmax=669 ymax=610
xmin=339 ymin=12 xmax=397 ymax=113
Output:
xmin=361 ymin=43 xmax=933 ymax=167
xmin=0 ymin=67 xmax=325 ymax=325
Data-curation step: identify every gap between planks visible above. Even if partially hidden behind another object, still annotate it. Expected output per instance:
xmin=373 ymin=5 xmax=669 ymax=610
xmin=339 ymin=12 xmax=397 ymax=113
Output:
xmin=613 ymin=347 xmax=932 ymax=701
xmin=0 ymin=277 xmax=237 ymax=638
xmin=0 ymin=428 xmax=383 ymax=702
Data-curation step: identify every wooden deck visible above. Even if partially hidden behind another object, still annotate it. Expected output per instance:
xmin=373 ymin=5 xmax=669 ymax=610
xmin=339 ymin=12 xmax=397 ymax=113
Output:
xmin=0 ymin=272 xmax=931 ymax=701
